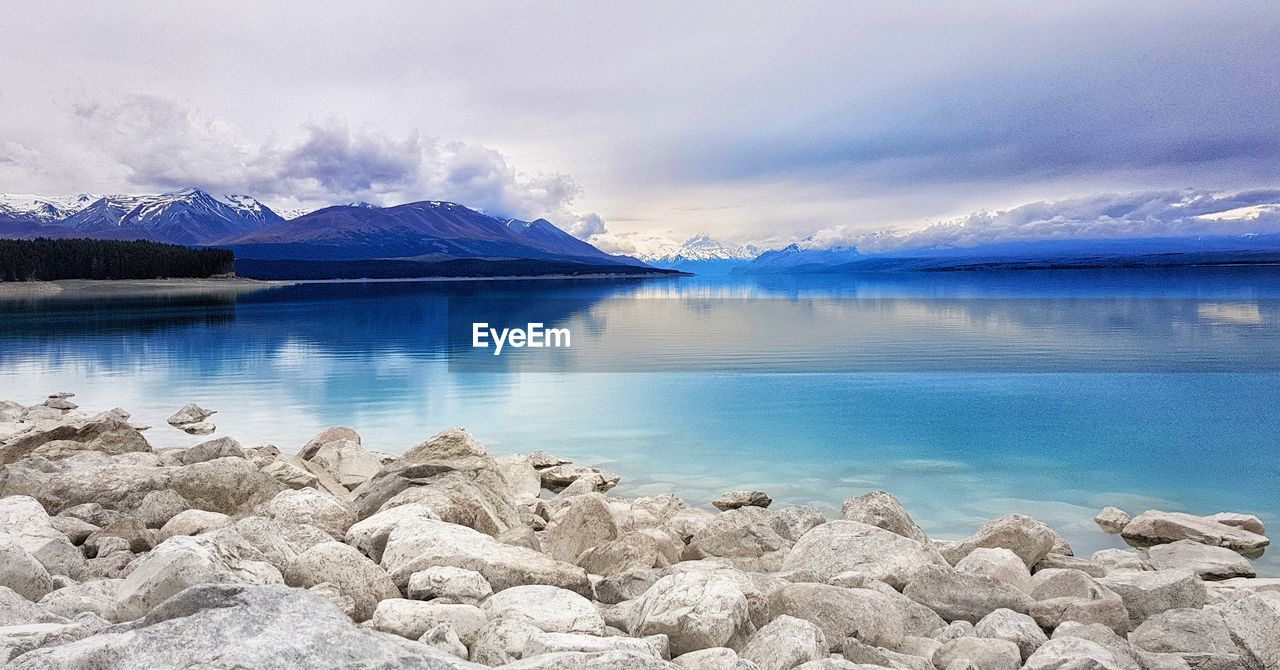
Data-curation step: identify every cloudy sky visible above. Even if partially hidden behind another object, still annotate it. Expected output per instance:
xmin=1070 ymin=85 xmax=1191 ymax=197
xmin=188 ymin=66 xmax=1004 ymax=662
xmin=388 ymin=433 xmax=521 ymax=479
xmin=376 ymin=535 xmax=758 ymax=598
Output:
xmin=2 ymin=1 xmax=1278 ymax=254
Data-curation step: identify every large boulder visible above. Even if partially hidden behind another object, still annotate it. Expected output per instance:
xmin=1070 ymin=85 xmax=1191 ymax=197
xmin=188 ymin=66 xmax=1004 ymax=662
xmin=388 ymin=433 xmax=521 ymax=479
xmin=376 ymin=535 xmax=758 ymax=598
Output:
xmin=9 ymin=584 xmax=478 ymax=669
xmin=0 ymin=415 xmax=150 ymax=464
xmin=543 ymin=492 xmax=619 ymax=564
xmin=839 ymin=491 xmax=929 ymax=544
xmin=0 ymin=495 xmax=86 ymax=579
xmin=298 ymin=426 xmax=362 ymax=459
xmin=902 ymin=565 xmax=1032 ymax=624
xmin=1217 ymin=594 xmax=1280 ymax=669
xmin=1129 ymin=607 xmax=1241 ymax=664
xmin=496 ymin=650 xmax=676 ymax=669
xmin=408 ymin=566 xmax=493 ymax=604
xmin=524 ymin=631 xmax=670 ymax=659
xmin=306 ymin=438 xmax=387 ymax=491
xmin=369 ymin=599 xmax=488 ymax=644
xmin=172 ymin=436 xmax=244 ymax=465
xmin=110 ymin=534 xmax=283 ymax=622
xmin=469 ymin=618 xmax=544 ymax=665
xmin=1027 ymin=585 xmax=1130 ymax=636
xmin=283 ymin=540 xmax=398 ymax=622
xmin=687 ymin=507 xmax=793 ymax=572
xmin=481 ymin=585 xmax=605 ymax=634
xmin=781 ymin=520 xmax=946 ymax=589
xmin=1096 ymin=569 xmax=1205 ymax=628
xmin=255 ymin=487 xmax=356 ymax=540
xmin=1093 ymin=507 xmax=1132 ymax=534
xmin=158 ymin=509 xmax=231 ymax=540
xmin=738 ymin=615 xmax=826 ymax=670
xmin=767 ymin=582 xmax=905 ymax=652
xmin=939 ymin=514 xmax=1058 ymax=567
xmin=932 ymin=637 xmax=1022 ymax=670
xmin=36 ymin=579 xmax=120 ymax=620
xmin=629 ymin=571 xmax=754 ymax=656
xmin=713 ymin=491 xmax=773 ymax=512
xmin=0 ymin=540 xmax=55 ymax=601
xmin=954 ymin=547 xmax=1031 ymax=593
xmin=381 ymin=516 xmax=591 ymax=595
xmin=354 ymin=460 xmax=522 ymax=537
xmin=210 ymin=515 xmax=331 ymax=574
xmin=1121 ymin=511 xmax=1269 ymax=554
xmin=165 ymin=403 xmax=215 ymax=426
xmin=1022 ymin=637 xmax=1140 ymax=670
xmin=1146 ymin=539 xmax=1255 ymax=579
xmin=974 ymin=608 xmax=1047 ymax=661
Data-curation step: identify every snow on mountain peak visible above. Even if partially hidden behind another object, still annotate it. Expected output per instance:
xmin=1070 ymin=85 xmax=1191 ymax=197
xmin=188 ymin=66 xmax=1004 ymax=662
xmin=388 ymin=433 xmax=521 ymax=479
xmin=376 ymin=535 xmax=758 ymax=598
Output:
xmin=642 ymin=233 xmax=760 ymax=262
xmin=0 ymin=193 xmax=100 ymax=222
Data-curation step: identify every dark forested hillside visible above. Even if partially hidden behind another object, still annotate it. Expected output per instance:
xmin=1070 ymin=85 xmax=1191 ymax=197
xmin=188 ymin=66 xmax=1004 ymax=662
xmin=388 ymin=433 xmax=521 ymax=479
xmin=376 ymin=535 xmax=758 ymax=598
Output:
xmin=0 ymin=238 xmax=234 ymax=281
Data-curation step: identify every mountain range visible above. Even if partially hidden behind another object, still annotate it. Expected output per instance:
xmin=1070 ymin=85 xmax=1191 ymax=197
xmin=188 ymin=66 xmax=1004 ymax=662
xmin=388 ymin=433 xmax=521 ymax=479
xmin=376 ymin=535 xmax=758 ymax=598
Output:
xmin=0 ymin=189 xmax=652 ymax=277
xmin=637 ymin=233 xmax=760 ymax=274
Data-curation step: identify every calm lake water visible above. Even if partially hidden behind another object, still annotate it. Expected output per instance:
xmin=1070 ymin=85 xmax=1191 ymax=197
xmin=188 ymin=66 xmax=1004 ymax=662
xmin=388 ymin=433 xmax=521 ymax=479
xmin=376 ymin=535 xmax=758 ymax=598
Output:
xmin=2 ymin=269 xmax=1278 ymax=573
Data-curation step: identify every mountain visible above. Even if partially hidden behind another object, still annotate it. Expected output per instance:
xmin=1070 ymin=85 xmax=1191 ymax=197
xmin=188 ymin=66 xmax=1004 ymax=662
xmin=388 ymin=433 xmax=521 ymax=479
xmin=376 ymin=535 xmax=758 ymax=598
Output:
xmin=735 ymin=244 xmax=861 ymax=273
xmin=223 ymin=201 xmax=636 ymax=265
xmin=58 ymin=188 xmax=284 ymax=245
xmin=641 ymin=233 xmax=760 ymax=274
xmin=0 ymin=193 xmax=99 ymax=223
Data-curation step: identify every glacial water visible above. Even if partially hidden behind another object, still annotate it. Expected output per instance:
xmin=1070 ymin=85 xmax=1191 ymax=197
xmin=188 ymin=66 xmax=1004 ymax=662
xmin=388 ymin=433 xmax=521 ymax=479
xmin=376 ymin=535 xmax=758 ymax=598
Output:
xmin=2 ymin=268 xmax=1278 ymax=574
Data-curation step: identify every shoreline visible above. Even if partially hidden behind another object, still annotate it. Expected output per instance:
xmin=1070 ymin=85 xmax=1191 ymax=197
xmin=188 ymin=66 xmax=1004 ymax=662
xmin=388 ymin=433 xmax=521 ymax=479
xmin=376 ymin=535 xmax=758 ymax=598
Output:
xmin=0 ymin=396 xmax=1275 ymax=666
xmin=0 ymin=276 xmax=295 ymax=298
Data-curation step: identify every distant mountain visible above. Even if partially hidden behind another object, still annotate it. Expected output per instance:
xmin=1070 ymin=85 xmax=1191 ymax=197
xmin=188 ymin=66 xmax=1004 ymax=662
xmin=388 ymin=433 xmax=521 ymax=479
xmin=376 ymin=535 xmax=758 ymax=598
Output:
xmin=640 ymin=233 xmax=760 ymax=275
xmin=738 ymin=235 xmax=1280 ymax=273
xmin=0 ymin=193 xmax=99 ymax=223
xmin=223 ymin=200 xmax=638 ymax=265
xmin=59 ymin=189 xmax=284 ymax=245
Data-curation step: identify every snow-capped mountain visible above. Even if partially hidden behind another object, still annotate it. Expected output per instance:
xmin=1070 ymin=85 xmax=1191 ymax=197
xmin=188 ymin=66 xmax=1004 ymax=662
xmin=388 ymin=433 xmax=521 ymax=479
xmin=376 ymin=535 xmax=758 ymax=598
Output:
xmin=55 ymin=188 xmax=285 ymax=245
xmin=641 ymin=233 xmax=760 ymax=264
xmin=0 ymin=193 xmax=100 ymax=223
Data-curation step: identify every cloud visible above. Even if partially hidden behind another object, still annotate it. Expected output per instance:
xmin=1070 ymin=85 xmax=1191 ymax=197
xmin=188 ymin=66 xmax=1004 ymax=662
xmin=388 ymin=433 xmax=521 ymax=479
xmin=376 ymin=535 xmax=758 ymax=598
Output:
xmin=806 ymin=189 xmax=1280 ymax=252
xmin=67 ymin=95 xmax=602 ymax=236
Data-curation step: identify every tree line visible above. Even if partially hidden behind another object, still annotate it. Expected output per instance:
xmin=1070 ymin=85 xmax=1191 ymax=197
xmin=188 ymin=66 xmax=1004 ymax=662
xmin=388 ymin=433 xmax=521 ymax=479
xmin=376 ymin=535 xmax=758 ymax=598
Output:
xmin=0 ymin=238 xmax=235 ymax=282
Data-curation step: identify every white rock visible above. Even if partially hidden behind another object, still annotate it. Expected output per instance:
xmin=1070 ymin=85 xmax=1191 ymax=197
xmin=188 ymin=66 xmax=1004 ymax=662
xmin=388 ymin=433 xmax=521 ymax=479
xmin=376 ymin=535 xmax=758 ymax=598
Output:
xmin=933 ymin=637 xmax=1021 ymax=670
xmin=939 ymin=514 xmax=1058 ymax=568
xmin=0 ymin=496 xmax=86 ymax=580
xmin=781 ymin=520 xmax=946 ymax=589
xmin=839 ymin=491 xmax=929 ymax=543
xmin=419 ymin=623 xmax=469 ymax=659
xmin=469 ymin=618 xmax=544 ymax=665
xmin=481 ymin=584 xmax=605 ymax=635
xmin=712 ymin=491 xmax=773 ymax=512
xmin=369 ymin=599 xmax=488 ymax=645
xmin=1121 ymin=511 xmax=1269 ymax=554
xmin=408 ymin=566 xmax=493 ymax=604
xmin=974 ymin=608 xmax=1046 ymax=661
xmin=1096 ymin=569 xmax=1205 ymax=628
xmin=158 ymin=509 xmax=231 ymax=540
xmin=1093 ymin=507 xmax=1132 ymax=534
xmin=955 ymin=547 xmax=1032 ymax=593
xmin=629 ymin=572 xmax=754 ymax=656
xmin=525 ymin=631 xmax=669 ymax=659
xmin=1146 ymin=539 xmax=1255 ymax=579
xmin=0 ymin=539 xmax=55 ymax=601
xmin=738 ymin=615 xmax=826 ymax=670
xmin=902 ymin=565 xmax=1032 ymax=624
xmin=255 ymin=487 xmax=356 ymax=540
xmin=1217 ymin=594 xmax=1279 ymax=668
xmin=166 ymin=403 xmax=215 ymax=426
xmin=283 ymin=540 xmax=398 ymax=622
xmin=767 ymin=582 xmax=905 ymax=652
xmin=178 ymin=422 xmax=216 ymax=435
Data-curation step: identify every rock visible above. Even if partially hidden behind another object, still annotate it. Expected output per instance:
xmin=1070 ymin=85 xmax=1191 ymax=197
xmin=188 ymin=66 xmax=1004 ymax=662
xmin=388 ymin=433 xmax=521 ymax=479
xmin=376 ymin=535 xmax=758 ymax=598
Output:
xmin=1217 ymin=594 xmax=1280 ymax=668
xmin=1129 ymin=607 xmax=1240 ymax=661
xmin=713 ymin=491 xmax=773 ymax=511
xmin=0 ymin=495 xmax=86 ymax=579
xmin=173 ymin=436 xmax=244 ymax=465
xmin=255 ymin=487 xmax=356 ymax=540
xmin=1094 ymin=507 xmax=1132 ymax=534
xmin=1207 ymin=512 xmax=1265 ymax=535
xmin=496 ymin=650 xmax=678 ymax=669
xmin=1027 ymin=584 xmax=1130 ymax=636
xmin=955 ymin=547 xmax=1032 ymax=593
xmin=540 ymin=464 xmax=621 ymax=492
xmin=109 ymin=534 xmax=284 ymax=622
xmin=165 ymin=403 xmax=215 ymax=426
xmin=933 ymin=637 xmax=1022 ymax=670
xmin=1121 ymin=511 xmax=1269 ymax=554
xmin=738 ymin=615 xmax=825 ymax=670
xmin=1096 ymin=569 xmax=1205 ymax=628
xmin=580 ymin=531 xmax=677 ymax=576
xmin=380 ymin=516 xmax=591 ymax=596
xmin=47 ymin=516 xmax=96 ymax=545
xmin=36 ymin=579 xmax=117 ymax=620
xmin=773 ymin=507 xmax=827 ymax=542
xmin=0 ymin=415 xmax=150 ymax=464
xmin=1146 ymin=539 xmax=1255 ymax=580
xmin=133 ymin=489 xmax=191 ymax=528
xmin=525 ymin=631 xmax=669 ymax=659
xmin=932 ymin=620 xmax=974 ymax=642
xmin=597 ymin=569 xmax=663 ymax=605
xmin=630 ymin=571 xmax=754 ymax=656
xmin=10 ymin=584 xmax=476 ymax=669
xmin=840 ymin=637 xmax=931 ymax=670
xmin=158 ymin=509 xmax=231 ymax=539
xmin=781 ymin=520 xmax=946 ymax=589
xmin=1023 ymin=636 xmax=1140 ymax=670
xmin=857 ymin=578 xmax=948 ymax=637
xmin=671 ymin=647 xmax=749 ymax=669
xmin=420 ymin=623 xmax=469 ymax=659
xmin=346 ymin=503 xmax=442 ymax=562
xmin=1034 ymin=553 xmax=1108 ymax=577
xmin=0 ymin=539 xmax=55 ymax=601
xmin=686 ymin=507 xmax=793 ymax=572
xmin=408 ymin=566 xmax=494 ymax=604
xmin=369 ymin=599 xmax=488 ymax=645
xmin=481 ymin=585 xmax=604 ymax=635
xmin=261 ymin=458 xmax=321 ymax=489
xmin=1092 ymin=548 xmax=1150 ymax=573
xmin=84 ymin=518 xmax=153 ymax=554
xmin=298 ymin=426 xmax=362 ymax=460
xmin=469 ymin=618 xmax=544 ymax=665
xmin=0 ymin=615 xmax=111 ymax=663
xmin=493 ymin=454 xmax=542 ymax=500
xmin=283 ymin=540 xmax=398 ymax=622
xmin=1029 ymin=568 xmax=1098 ymax=600
xmin=839 ymin=491 xmax=930 ymax=543
xmin=527 ymin=451 xmax=573 ymax=470
xmin=308 ymin=581 xmax=356 ymax=617
xmin=178 ymin=421 xmax=216 ymax=435
xmin=307 ymin=438 xmax=385 ymax=490
xmin=974 ymin=608 xmax=1047 ymax=661
xmin=939 ymin=514 xmax=1058 ymax=568
xmin=402 ymin=426 xmax=492 ymax=464
xmin=902 ymin=565 xmax=1032 ymax=624
xmin=544 ymin=492 xmax=619 ymax=564
xmin=767 ymin=582 xmax=905 ymax=652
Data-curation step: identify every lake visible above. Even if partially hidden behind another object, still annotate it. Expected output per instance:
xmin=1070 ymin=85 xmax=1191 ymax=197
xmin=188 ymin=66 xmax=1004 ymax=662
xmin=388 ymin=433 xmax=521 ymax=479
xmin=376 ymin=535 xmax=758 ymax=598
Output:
xmin=2 ymin=268 xmax=1277 ymax=574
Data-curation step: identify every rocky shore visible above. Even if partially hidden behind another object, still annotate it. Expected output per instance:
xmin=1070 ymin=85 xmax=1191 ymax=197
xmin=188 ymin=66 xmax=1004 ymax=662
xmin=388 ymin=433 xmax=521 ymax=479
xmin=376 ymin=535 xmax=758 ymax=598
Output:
xmin=0 ymin=394 xmax=1276 ymax=669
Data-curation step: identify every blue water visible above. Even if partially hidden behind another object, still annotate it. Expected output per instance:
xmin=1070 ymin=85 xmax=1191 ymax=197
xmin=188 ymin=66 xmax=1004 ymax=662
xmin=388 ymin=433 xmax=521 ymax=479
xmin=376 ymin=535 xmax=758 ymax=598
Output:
xmin=1 ymin=269 xmax=1277 ymax=573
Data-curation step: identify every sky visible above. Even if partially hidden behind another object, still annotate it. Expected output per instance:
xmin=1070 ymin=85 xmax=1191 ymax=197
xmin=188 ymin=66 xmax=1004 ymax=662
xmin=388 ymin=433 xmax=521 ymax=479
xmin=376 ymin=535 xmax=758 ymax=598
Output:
xmin=2 ymin=1 xmax=1279 ymax=255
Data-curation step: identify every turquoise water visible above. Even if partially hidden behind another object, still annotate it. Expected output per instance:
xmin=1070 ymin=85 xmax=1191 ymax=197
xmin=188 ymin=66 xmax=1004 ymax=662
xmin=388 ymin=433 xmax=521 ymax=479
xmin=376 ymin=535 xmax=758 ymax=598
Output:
xmin=1 ymin=269 xmax=1278 ymax=573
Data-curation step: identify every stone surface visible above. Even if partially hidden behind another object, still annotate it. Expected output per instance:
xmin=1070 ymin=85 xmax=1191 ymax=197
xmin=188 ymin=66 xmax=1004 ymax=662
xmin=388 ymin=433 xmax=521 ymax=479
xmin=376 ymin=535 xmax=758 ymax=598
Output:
xmin=1092 ymin=548 xmax=1150 ymax=573
xmin=1096 ymin=569 xmax=1205 ymax=628
xmin=839 ymin=491 xmax=930 ymax=544
xmin=408 ymin=566 xmax=493 ymax=604
xmin=902 ymin=565 xmax=1033 ymax=624
xmin=525 ymin=631 xmax=669 ymax=659
xmin=1093 ymin=507 xmax=1132 ymax=534
xmin=469 ymin=618 xmax=544 ymax=665
xmin=133 ymin=489 xmax=191 ymax=528
xmin=0 ymin=495 xmax=86 ymax=579
xmin=0 ymin=539 xmax=55 ymax=601
xmin=420 ymin=623 xmax=469 ymax=659
xmin=629 ymin=571 xmax=753 ymax=656
xmin=1146 ymin=539 xmax=1255 ymax=579
xmin=939 ymin=514 xmax=1058 ymax=568
xmin=173 ymin=436 xmax=244 ymax=465
xmin=738 ymin=615 xmax=826 ymax=670
xmin=767 ymin=582 xmax=905 ymax=652
xmin=712 ymin=491 xmax=773 ymax=512
xmin=166 ymin=403 xmax=215 ymax=426
xmin=1121 ymin=511 xmax=1269 ymax=554
xmin=955 ymin=547 xmax=1032 ymax=593
xmin=781 ymin=520 xmax=945 ymax=589
xmin=544 ymin=492 xmax=619 ymax=564
xmin=369 ymin=599 xmax=488 ymax=644
xmin=1217 ymin=594 xmax=1280 ymax=669
xmin=481 ymin=585 xmax=605 ymax=635
xmin=10 ymin=584 xmax=476 ymax=669
xmin=933 ymin=637 xmax=1022 ymax=670
xmin=974 ymin=608 xmax=1047 ymax=661
xmin=178 ymin=421 xmax=215 ymax=435
xmin=283 ymin=540 xmax=399 ymax=621
xmin=1129 ymin=607 xmax=1239 ymax=658
xmin=1207 ymin=512 xmax=1265 ymax=535
xmin=158 ymin=508 xmax=232 ymax=539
